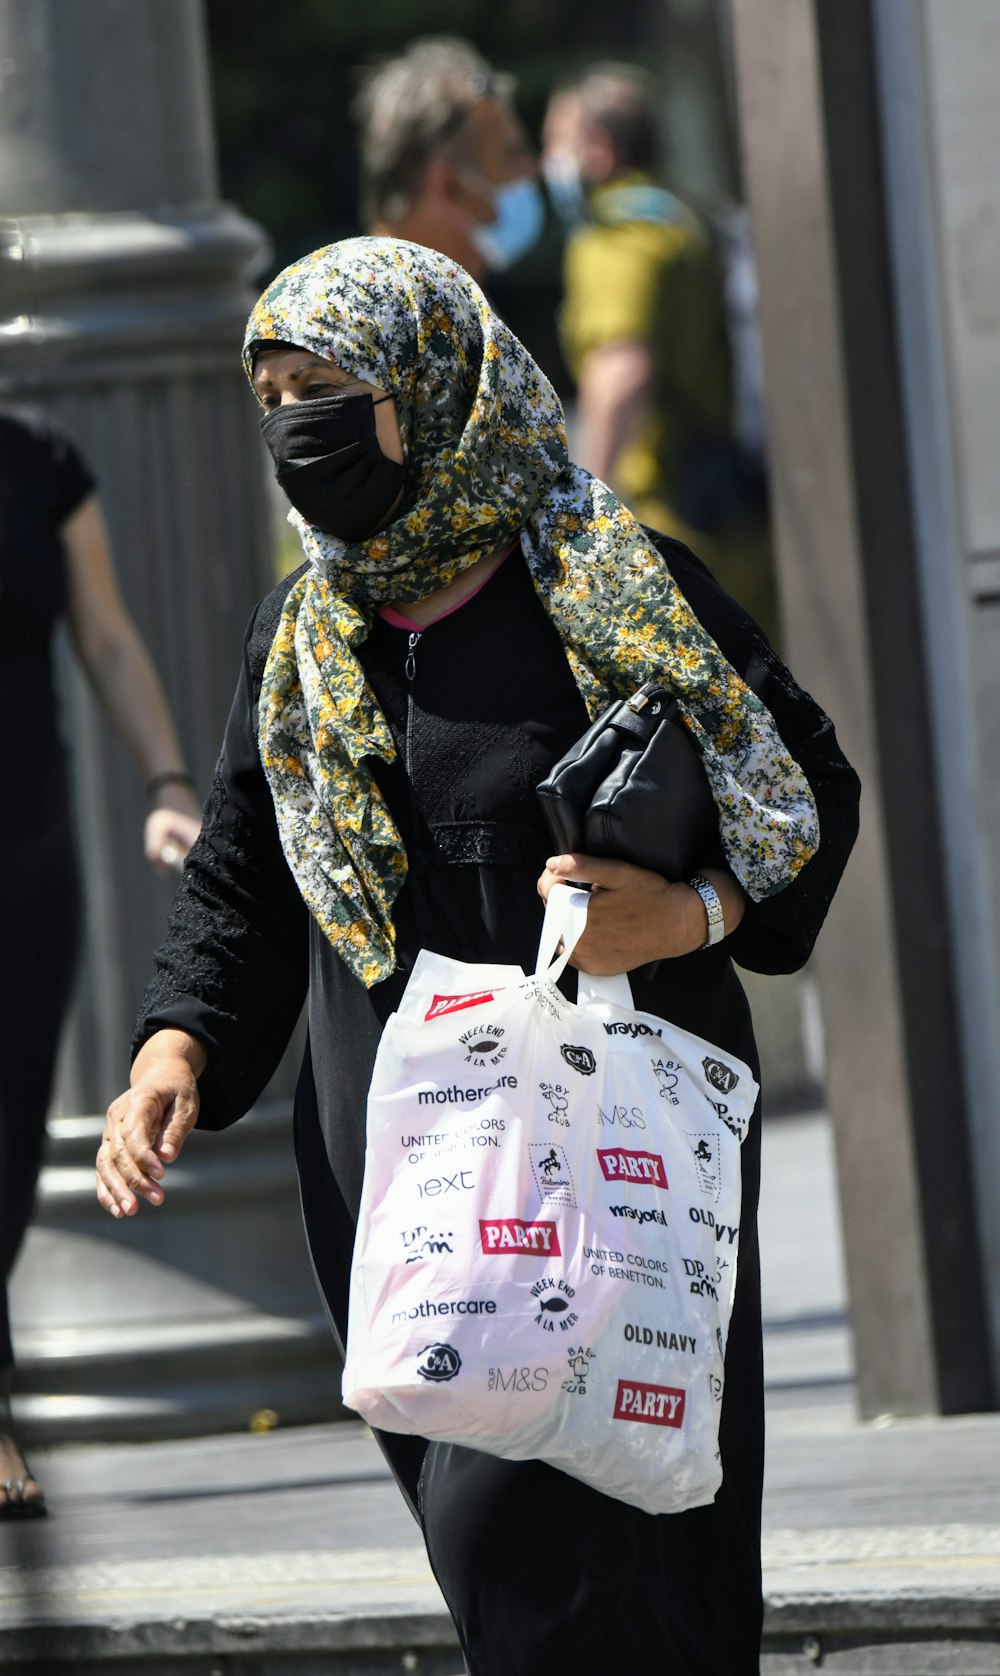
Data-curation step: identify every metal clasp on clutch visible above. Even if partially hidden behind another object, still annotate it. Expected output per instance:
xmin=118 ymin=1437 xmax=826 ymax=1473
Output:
xmin=627 ymin=690 xmax=662 ymax=716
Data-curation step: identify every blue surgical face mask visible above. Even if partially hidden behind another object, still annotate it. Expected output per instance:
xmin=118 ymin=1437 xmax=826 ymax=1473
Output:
xmin=542 ymin=152 xmax=586 ymax=228
xmin=467 ymin=175 xmax=545 ymax=271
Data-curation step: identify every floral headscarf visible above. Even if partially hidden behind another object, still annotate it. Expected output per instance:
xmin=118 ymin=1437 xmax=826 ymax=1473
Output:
xmin=245 ymin=237 xmax=819 ymax=987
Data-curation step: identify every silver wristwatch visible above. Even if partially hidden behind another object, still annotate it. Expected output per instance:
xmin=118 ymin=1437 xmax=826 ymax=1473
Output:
xmin=688 ymin=874 xmax=725 ymax=949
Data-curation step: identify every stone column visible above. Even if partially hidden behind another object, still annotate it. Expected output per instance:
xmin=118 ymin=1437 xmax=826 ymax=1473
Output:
xmin=1 ymin=0 xmax=337 ymax=1439
xmin=0 ymin=0 xmax=274 ymax=1107
xmin=730 ymin=0 xmax=996 ymax=1414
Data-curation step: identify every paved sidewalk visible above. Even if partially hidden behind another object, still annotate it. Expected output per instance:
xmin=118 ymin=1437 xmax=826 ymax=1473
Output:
xmin=2 ymin=1113 xmax=999 ymax=1672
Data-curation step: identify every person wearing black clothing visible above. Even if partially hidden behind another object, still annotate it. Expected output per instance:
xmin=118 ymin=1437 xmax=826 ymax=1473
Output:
xmin=96 ymin=239 xmax=859 ymax=1673
xmin=0 ymin=407 xmax=201 ymax=1517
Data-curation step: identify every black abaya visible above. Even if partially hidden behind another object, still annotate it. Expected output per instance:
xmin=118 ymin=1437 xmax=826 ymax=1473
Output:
xmin=135 ymin=535 xmax=859 ymax=1675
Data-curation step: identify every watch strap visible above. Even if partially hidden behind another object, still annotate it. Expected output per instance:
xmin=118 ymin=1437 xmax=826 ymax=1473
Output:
xmin=688 ymin=874 xmax=725 ymax=949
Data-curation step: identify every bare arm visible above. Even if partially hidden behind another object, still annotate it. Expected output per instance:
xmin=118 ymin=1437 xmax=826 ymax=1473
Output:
xmin=575 ymin=339 xmax=654 ymax=487
xmin=62 ymin=494 xmax=201 ymax=870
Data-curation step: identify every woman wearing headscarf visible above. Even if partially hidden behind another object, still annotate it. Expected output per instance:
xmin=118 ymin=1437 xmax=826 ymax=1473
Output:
xmin=96 ymin=239 xmax=859 ymax=1674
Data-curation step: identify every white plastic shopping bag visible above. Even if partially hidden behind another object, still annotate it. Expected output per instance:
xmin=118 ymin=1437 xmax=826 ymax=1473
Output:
xmin=342 ymin=886 xmax=759 ymax=1514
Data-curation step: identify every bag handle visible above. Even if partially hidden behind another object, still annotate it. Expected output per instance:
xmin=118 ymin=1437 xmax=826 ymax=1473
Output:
xmin=578 ymin=969 xmax=635 ymax=1010
xmin=535 ymin=884 xmax=591 ymax=980
xmin=534 ymin=886 xmax=635 ymax=1010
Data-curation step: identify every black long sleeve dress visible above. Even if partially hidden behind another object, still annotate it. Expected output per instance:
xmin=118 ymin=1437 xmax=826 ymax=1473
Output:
xmin=0 ymin=408 xmax=94 ymax=1371
xmin=135 ymin=534 xmax=859 ymax=1676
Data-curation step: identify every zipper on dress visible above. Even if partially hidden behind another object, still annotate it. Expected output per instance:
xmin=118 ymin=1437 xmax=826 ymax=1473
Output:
xmin=404 ymin=630 xmax=422 ymax=830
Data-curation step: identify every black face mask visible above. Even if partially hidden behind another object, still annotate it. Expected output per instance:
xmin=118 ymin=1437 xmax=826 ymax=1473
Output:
xmin=259 ymin=392 xmax=406 ymax=542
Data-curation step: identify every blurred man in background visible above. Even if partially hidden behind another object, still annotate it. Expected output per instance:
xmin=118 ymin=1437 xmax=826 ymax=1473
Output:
xmin=542 ymin=63 xmax=740 ymax=545
xmin=353 ymin=37 xmax=543 ymax=282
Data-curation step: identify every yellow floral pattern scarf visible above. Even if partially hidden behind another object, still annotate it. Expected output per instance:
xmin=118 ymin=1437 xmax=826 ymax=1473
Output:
xmin=245 ymin=238 xmax=819 ymax=987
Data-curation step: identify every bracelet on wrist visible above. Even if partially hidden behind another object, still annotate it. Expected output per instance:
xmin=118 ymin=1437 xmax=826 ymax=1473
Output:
xmin=146 ymin=770 xmax=196 ymax=801
xmin=688 ymin=874 xmax=725 ymax=949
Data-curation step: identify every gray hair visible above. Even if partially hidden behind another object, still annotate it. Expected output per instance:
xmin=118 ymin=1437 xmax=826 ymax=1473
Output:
xmin=574 ymin=62 xmax=661 ymax=174
xmin=353 ymin=37 xmax=513 ymax=226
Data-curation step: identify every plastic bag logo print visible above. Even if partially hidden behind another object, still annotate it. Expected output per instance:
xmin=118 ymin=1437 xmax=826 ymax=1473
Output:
xmin=530 ymin=1276 xmax=579 ymax=1334
xmin=401 ymin=1225 xmax=454 ymax=1263
xmin=689 ymin=1136 xmax=722 ymax=1203
xmin=479 ymin=1217 xmax=561 ymax=1256
xmin=609 ymin=1204 xmax=667 ymax=1227
xmin=651 ymin=1058 xmax=680 ymax=1105
xmin=460 ymin=1023 xmax=507 ymax=1067
xmin=561 ymin=1043 xmax=597 ymax=1076
xmin=562 ymin=1346 xmax=595 ymax=1394
xmin=539 ymin=1082 xmax=570 ymax=1127
xmin=613 ymin=1379 xmax=686 ymax=1428
xmin=702 ymin=1057 xmax=740 ymax=1095
xmin=489 ymin=1365 xmax=550 ymax=1393
xmin=416 ymin=1343 xmax=462 ymax=1382
xmin=530 ymin=1142 xmax=577 ymax=1208
xmin=707 ymin=1102 xmax=743 ymax=1141
xmin=424 ymin=990 xmax=496 ymax=1020
xmin=597 ymin=1148 xmax=668 ymax=1189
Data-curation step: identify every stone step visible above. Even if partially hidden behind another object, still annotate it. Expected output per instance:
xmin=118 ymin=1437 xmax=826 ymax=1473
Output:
xmin=10 ymin=1103 xmax=344 ymax=1444
xmin=12 ymin=1312 xmax=345 ymax=1442
xmin=2 ymin=1565 xmax=998 ymax=1673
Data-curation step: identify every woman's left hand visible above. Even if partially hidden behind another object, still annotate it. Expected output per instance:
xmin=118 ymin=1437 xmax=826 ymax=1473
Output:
xmin=537 ymin=854 xmax=746 ymax=974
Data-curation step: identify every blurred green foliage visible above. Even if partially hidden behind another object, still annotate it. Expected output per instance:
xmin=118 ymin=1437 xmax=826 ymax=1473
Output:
xmin=204 ymin=0 xmax=662 ymax=387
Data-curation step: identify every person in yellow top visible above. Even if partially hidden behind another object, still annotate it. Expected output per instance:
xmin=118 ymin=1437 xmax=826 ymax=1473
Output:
xmin=543 ymin=65 xmax=736 ymax=546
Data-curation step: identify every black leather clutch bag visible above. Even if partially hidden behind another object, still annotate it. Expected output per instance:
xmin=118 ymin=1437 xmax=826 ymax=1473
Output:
xmin=535 ymin=681 xmax=722 ymax=879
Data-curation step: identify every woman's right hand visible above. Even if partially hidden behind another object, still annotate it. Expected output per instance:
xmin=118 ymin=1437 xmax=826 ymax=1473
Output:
xmin=144 ymin=801 xmax=202 ymax=875
xmin=96 ymin=1029 xmax=206 ymax=1218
